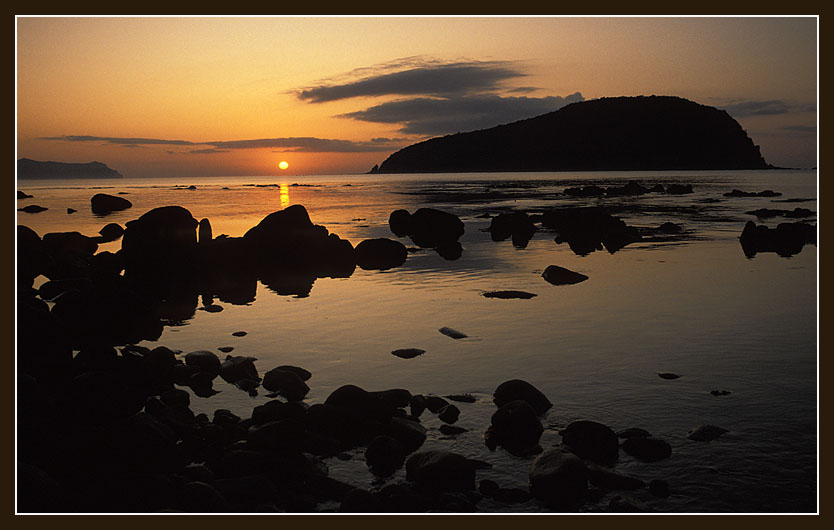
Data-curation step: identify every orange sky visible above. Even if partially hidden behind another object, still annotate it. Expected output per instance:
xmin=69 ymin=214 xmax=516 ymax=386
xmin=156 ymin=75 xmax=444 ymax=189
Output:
xmin=16 ymin=16 xmax=817 ymax=177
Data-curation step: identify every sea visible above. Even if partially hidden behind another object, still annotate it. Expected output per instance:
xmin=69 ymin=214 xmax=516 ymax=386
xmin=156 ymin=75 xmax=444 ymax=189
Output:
xmin=15 ymin=170 xmax=818 ymax=513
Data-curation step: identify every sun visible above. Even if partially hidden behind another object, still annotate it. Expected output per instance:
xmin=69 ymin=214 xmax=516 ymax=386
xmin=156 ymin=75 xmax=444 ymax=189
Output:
xmin=278 ymin=161 xmax=289 ymax=170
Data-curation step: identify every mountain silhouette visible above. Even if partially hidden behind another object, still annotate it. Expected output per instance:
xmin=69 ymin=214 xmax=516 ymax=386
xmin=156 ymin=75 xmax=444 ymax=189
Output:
xmin=17 ymin=158 xmax=123 ymax=179
xmin=370 ymin=96 xmax=772 ymax=173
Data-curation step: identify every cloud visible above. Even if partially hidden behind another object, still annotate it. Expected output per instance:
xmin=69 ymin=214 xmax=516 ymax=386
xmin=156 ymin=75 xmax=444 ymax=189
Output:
xmin=718 ymin=99 xmax=816 ymax=117
xmin=296 ymin=60 xmax=528 ymax=103
xmin=42 ymin=135 xmax=401 ymax=153
xmin=779 ymin=124 xmax=816 ymax=135
xmin=340 ymin=92 xmax=584 ymax=135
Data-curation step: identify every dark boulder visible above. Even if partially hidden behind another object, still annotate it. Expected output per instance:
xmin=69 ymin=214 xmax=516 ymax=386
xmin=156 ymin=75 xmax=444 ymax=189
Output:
xmin=388 ymin=209 xmax=413 ymax=237
xmin=622 ymin=437 xmax=672 ymax=461
xmin=198 ymin=218 xmax=212 ymax=243
xmin=273 ymin=365 xmax=311 ymax=382
xmin=18 ymin=204 xmax=48 ymax=213
xmin=437 ymin=404 xmax=460 ymax=424
xmin=184 ymin=350 xmax=221 ymax=375
xmin=91 ymin=193 xmax=132 ymax=215
xmin=487 ymin=211 xmax=537 ymax=248
xmin=262 ymin=367 xmax=310 ymax=401
xmin=606 ymin=180 xmax=651 ymax=196
xmin=657 ymin=222 xmax=683 ymax=234
xmin=560 ymin=420 xmax=619 ymax=465
xmin=385 ymin=417 xmax=427 ymax=454
xmin=564 ymin=185 xmax=605 ymax=197
xmin=739 ymin=220 xmax=815 ymax=257
xmin=407 ymin=208 xmax=465 ymax=249
xmin=585 ymin=461 xmax=645 ymax=490
xmin=355 ymin=238 xmax=408 ymax=270
xmin=482 ymin=290 xmax=537 ymax=299
xmin=98 ymin=222 xmax=124 ymax=242
xmin=121 ymin=205 xmax=198 ymax=273
xmin=485 ymin=399 xmax=543 ymax=456
xmin=542 ymin=265 xmax=588 ymax=285
xmin=365 ymin=435 xmax=406 ymax=476
xmin=405 ymin=450 xmax=475 ymax=493
xmin=219 ymin=355 xmax=260 ymax=384
xmin=542 ymin=207 xmax=641 ymax=255
xmin=687 ymin=424 xmax=728 ymax=442
xmin=493 ymin=379 xmax=552 ymax=415
xmin=17 ymin=190 xmax=33 ymax=199
xmin=529 ymin=447 xmax=588 ymax=509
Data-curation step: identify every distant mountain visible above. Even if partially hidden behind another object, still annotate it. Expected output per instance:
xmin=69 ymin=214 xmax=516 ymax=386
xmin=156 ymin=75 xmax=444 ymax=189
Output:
xmin=370 ymin=96 xmax=773 ymax=173
xmin=17 ymin=158 xmax=123 ymax=179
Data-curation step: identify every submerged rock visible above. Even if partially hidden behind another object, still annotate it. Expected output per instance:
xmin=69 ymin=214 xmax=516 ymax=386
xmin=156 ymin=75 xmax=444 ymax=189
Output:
xmin=560 ymin=420 xmax=619 ymax=466
xmin=529 ymin=447 xmax=588 ymax=509
xmin=657 ymin=372 xmax=681 ymax=380
xmin=438 ymin=327 xmax=468 ymax=339
xmin=485 ymin=399 xmax=543 ymax=456
xmin=18 ymin=204 xmax=48 ymax=213
xmin=391 ymin=348 xmax=425 ymax=359
xmin=687 ymin=424 xmax=728 ymax=442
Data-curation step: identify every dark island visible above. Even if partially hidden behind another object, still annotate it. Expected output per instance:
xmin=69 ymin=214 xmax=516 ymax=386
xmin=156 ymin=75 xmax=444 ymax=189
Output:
xmin=18 ymin=158 xmax=123 ymax=179
xmin=370 ymin=96 xmax=772 ymax=173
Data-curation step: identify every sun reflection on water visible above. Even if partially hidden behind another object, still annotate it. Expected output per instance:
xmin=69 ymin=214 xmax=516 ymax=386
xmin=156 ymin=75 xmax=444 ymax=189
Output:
xmin=280 ymin=183 xmax=290 ymax=209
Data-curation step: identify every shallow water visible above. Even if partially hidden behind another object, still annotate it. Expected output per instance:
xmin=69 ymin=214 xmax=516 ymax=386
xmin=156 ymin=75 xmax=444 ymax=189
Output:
xmin=16 ymin=170 xmax=818 ymax=513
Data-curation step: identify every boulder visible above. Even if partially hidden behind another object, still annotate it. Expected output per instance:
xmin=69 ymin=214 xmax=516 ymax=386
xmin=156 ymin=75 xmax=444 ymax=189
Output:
xmin=262 ymin=367 xmax=310 ymax=401
xmin=385 ymin=417 xmax=427 ymax=454
xmin=184 ymin=350 xmax=221 ymax=375
xmin=487 ymin=211 xmax=537 ymax=248
xmin=91 ymin=193 xmax=132 ymax=215
xmin=98 ymin=223 xmax=124 ymax=242
xmin=542 ymin=265 xmax=589 ymax=285
xmin=541 ymin=207 xmax=641 ymax=255
xmin=406 ymin=208 xmax=465 ymax=249
xmin=529 ymin=447 xmax=588 ymax=509
xmin=355 ymin=238 xmax=408 ymax=270
xmin=405 ymin=451 xmax=475 ymax=493
xmin=388 ymin=209 xmax=413 ymax=237
xmin=739 ymin=220 xmax=815 ymax=258
xmin=18 ymin=204 xmax=48 ymax=213
xmin=687 ymin=424 xmax=728 ymax=442
xmin=493 ymin=379 xmax=552 ymax=415
xmin=560 ymin=420 xmax=619 ymax=465
xmin=485 ymin=399 xmax=543 ymax=456
xmin=437 ymin=404 xmax=460 ymax=424
xmin=219 ymin=355 xmax=260 ymax=384
xmin=365 ymin=435 xmax=406 ymax=476
xmin=621 ymin=437 xmax=672 ymax=461
xmin=585 ymin=461 xmax=645 ymax=490
xmin=482 ymin=290 xmax=537 ymax=299
xmin=198 ymin=218 xmax=212 ymax=244
xmin=121 ymin=205 xmax=198 ymax=272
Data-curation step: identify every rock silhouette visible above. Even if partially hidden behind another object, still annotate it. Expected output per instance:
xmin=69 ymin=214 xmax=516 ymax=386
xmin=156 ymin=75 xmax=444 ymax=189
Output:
xmin=18 ymin=158 xmax=123 ymax=179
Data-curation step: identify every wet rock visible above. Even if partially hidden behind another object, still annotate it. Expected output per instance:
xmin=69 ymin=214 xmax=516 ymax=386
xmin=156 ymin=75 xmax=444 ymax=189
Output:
xmin=355 ymin=238 xmax=408 ymax=270
xmin=724 ymin=189 xmax=782 ymax=197
xmin=541 ymin=207 xmax=641 ymax=255
xmin=529 ymin=447 xmax=588 ymax=509
xmin=482 ymin=290 xmax=537 ymax=299
xmin=391 ymin=348 xmax=425 ymax=359
xmin=739 ymin=220 xmax=816 ymax=257
xmin=493 ymin=379 xmax=552 ymax=415
xmin=439 ymin=424 xmax=468 ymax=436
xmin=17 ymin=190 xmax=33 ymax=199
xmin=542 ymin=265 xmax=588 ymax=285
xmin=560 ymin=420 xmax=619 ymax=465
xmin=198 ymin=218 xmax=212 ymax=243
xmin=657 ymin=221 xmax=683 ymax=234
xmin=687 ymin=424 xmax=728 ymax=442
xmin=251 ymin=399 xmax=306 ymax=425
xmin=184 ymin=350 xmax=221 ymax=375
xmin=487 ymin=211 xmax=537 ymax=248
xmin=585 ymin=461 xmax=645 ymax=490
xmin=386 ymin=416 xmax=427 ymax=454
xmin=622 ymin=437 xmax=672 ymax=462
xmin=262 ymin=367 xmax=310 ymax=401
xmin=437 ymin=404 xmax=460 ymax=424
xmin=388 ymin=209 xmax=413 ymax=237
xmin=606 ymin=180 xmax=651 ymax=197
xmin=424 ymin=395 xmax=449 ymax=413
xmin=218 ymin=346 xmax=234 ymax=353
xmin=609 ymin=495 xmax=650 ymax=512
xmin=98 ymin=223 xmax=124 ymax=242
xmin=407 ymin=208 xmax=465 ymax=249
xmin=273 ymin=365 xmax=312 ymax=382
xmin=365 ymin=435 xmax=406 ymax=476
xmin=232 ymin=331 xmax=247 ymax=337
xmin=405 ymin=450 xmax=476 ymax=493
xmin=122 ymin=205 xmax=198 ymax=273
xmin=18 ymin=204 xmax=48 ymax=213
xmin=410 ymin=394 xmax=427 ymax=417
xmin=439 ymin=326 xmax=467 ymax=339
xmin=485 ymin=400 xmax=543 ymax=456
xmin=67 ymin=208 xmax=77 ymax=214
xmin=665 ymin=183 xmax=693 ymax=194
xmin=564 ymin=184 xmax=606 ymax=197
xmin=616 ymin=427 xmax=651 ymax=439
xmin=219 ymin=355 xmax=259 ymax=384
xmin=445 ymin=394 xmax=476 ymax=403
xmin=91 ymin=193 xmax=132 ymax=215
xmin=479 ymin=479 xmax=500 ymax=498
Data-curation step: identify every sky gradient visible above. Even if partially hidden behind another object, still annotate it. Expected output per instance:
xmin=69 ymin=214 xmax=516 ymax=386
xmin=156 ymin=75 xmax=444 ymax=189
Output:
xmin=16 ymin=16 xmax=818 ymax=177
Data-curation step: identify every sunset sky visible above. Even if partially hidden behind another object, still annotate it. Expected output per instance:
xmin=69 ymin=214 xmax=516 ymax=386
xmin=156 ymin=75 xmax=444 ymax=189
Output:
xmin=16 ymin=16 xmax=818 ymax=177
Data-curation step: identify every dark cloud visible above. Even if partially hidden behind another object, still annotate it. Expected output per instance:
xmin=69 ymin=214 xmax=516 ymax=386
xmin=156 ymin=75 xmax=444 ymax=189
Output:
xmin=339 ymin=92 xmax=584 ymax=136
xmin=719 ymin=99 xmax=816 ymax=117
xmin=296 ymin=60 xmax=527 ymax=103
xmin=42 ymin=135 xmax=400 ymax=153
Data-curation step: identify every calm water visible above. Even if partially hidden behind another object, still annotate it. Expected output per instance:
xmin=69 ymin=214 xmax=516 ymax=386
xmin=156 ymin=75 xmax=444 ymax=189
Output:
xmin=16 ymin=170 xmax=818 ymax=513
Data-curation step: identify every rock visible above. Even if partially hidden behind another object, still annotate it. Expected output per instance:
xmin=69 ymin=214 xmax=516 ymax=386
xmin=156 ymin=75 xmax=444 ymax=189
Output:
xmin=485 ymin=400 xmax=543 ymax=456
xmin=391 ymin=348 xmax=425 ymax=359
xmin=405 ymin=451 xmax=475 ymax=493
xmin=339 ymin=488 xmax=384 ymax=513
xmin=410 ymin=394 xmax=427 ymax=417
xmin=388 ymin=209 xmax=413 ymax=237
xmin=406 ymin=208 xmax=465 ymax=249
xmin=273 ymin=365 xmax=312 ymax=382
xmin=648 ymin=479 xmax=670 ymax=498
xmin=665 ymin=183 xmax=693 ymax=195
xmin=18 ymin=204 xmax=48 ymax=213
xmin=710 ymin=390 xmax=732 ymax=396
xmin=542 ymin=265 xmax=589 ymax=285
xmin=386 ymin=417 xmax=427 ymax=453
xmin=479 ymin=479 xmax=500 ymax=498
xmin=724 ymin=189 xmax=782 ymax=197
xmin=437 ymin=404 xmax=460 ymax=424
xmin=219 ymin=355 xmax=259 ymax=384
xmin=564 ymin=185 xmax=606 ymax=197
xmin=355 ymin=238 xmax=408 ymax=270
xmin=657 ymin=222 xmax=683 ymax=234
xmin=482 ymin=290 xmax=537 ymax=299
xmin=487 ymin=211 xmax=537 ymax=248
xmin=424 ymin=396 xmax=449 ymax=413
xmin=232 ymin=331 xmax=247 ymax=337
xmin=739 ymin=220 xmax=815 ymax=258
xmin=91 ymin=193 xmax=132 ymax=215
xmin=687 ymin=424 xmax=728 ymax=442
xmin=493 ymin=379 xmax=552 ymax=415
xmin=560 ymin=420 xmax=619 ymax=465
xmin=17 ymin=190 xmax=33 ymax=199
xmin=98 ymin=223 xmax=124 ymax=242
xmin=262 ymin=367 xmax=310 ymax=401
xmin=609 ymin=495 xmax=650 ymax=512
xmin=365 ymin=435 xmax=406 ymax=476
xmin=529 ymin=447 xmax=588 ymax=509
xmin=218 ymin=346 xmax=234 ymax=353
xmin=585 ymin=461 xmax=645 ymax=490
xmin=606 ymin=180 xmax=651 ymax=196
xmin=198 ymin=218 xmax=212 ymax=244
xmin=438 ymin=327 xmax=468 ymax=339
xmin=121 ymin=205 xmax=198 ymax=273
xmin=67 ymin=208 xmax=77 ymax=214
xmin=541 ymin=207 xmax=641 ymax=255
xmin=439 ymin=425 xmax=468 ymax=436
xmin=622 ymin=437 xmax=672 ymax=461
xmin=250 ymin=400 xmax=306 ymax=425
xmin=657 ymin=372 xmax=681 ymax=379
xmin=184 ymin=350 xmax=221 ymax=375
xmin=445 ymin=394 xmax=476 ymax=403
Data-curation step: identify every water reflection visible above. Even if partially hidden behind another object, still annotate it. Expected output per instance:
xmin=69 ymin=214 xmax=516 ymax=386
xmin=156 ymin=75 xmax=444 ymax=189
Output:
xmin=280 ymin=184 xmax=290 ymax=209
